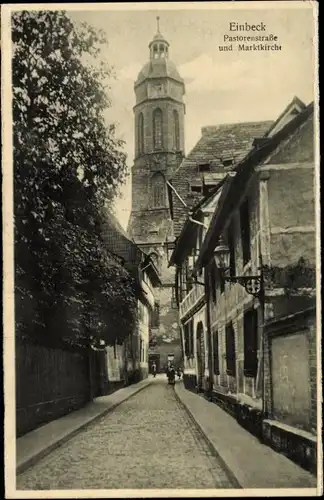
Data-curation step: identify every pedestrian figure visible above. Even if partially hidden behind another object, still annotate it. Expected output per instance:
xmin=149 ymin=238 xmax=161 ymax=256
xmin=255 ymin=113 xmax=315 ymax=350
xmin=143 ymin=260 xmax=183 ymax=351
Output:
xmin=167 ymin=364 xmax=175 ymax=385
xmin=152 ymin=362 xmax=157 ymax=378
xmin=177 ymin=367 xmax=182 ymax=379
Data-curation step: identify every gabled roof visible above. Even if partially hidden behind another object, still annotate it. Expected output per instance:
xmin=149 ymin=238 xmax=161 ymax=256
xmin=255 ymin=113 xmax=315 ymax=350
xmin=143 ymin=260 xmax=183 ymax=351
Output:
xmin=170 ymin=120 xmax=273 ymax=237
xmin=169 ymin=179 xmax=226 ymax=266
xmin=195 ymin=101 xmax=314 ymax=269
xmin=101 ymin=210 xmax=161 ymax=286
xmin=264 ymin=96 xmax=306 ymax=138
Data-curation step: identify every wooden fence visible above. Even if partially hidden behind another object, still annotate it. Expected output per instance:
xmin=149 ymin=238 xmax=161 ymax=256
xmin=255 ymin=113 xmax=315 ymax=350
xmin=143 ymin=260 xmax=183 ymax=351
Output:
xmin=16 ymin=336 xmax=105 ymax=437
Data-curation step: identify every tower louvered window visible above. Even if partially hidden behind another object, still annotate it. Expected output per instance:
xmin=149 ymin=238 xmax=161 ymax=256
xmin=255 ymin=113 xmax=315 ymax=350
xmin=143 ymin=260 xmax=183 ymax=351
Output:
xmin=138 ymin=112 xmax=144 ymax=154
xmin=153 ymin=108 xmax=163 ymax=150
xmin=151 ymin=172 xmax=165 ymax=208
xmin=173 ymin=109 xmax=180 ymax=150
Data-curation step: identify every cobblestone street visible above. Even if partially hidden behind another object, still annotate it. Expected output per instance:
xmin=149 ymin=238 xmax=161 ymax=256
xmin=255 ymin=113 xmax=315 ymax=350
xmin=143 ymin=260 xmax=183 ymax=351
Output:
xmin=17 ymin=377 xmax=238 ymax=490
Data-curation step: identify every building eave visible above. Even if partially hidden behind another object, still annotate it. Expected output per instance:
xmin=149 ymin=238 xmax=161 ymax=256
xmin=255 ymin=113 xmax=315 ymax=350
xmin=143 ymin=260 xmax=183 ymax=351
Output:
xmin=168 ymin=217 xmax=194 ymax=267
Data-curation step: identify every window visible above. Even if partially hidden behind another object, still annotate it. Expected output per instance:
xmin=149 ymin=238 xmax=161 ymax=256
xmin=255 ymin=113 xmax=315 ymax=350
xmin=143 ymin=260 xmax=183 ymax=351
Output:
xmin=213 ymin=330 xmax=220 ymax=375
xmin=173 ymin=110 xmax=180 ymax=150
xmin=186 ymin=257 xmax=193 ymax=292
xmin=151 ymin=301 xmax=160 ymax=328
xmin=240 ymin=199 xmax=251 ymax=265
xmin=222 ymin=158 xmax=234 ymax=168
xmin=184 ymin=323 xmax=189 ymax=358
xmin=243 ymin=308 xmax=258 ymax=377
xmin=138 ymin=113 xmax=144 ymax=154
xmin=153 ymin=108 xmax=163 ymax=150
xmin=225 ymin=322 xmax=236 ymax=376
xmin=151 ymin=172 xmax=165 ymax=208
xmin=190 ymin=185 xmax=202 ymax=194
xmin=183 ymin=319 xmax=194 ymax=358
xmin=228 ymin=221 xmax=236 ymax=277
xmin=198 ymin=163 xmax=211 ymax=173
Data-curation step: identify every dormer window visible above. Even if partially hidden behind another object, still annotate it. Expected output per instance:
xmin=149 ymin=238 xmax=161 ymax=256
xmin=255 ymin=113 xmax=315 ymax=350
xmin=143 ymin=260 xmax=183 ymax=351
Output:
xmin=190 ymin=185 xmax=202 ymax=194
xmin=198 ymin=163 xmax=211 ymax=173
xmin=221 ymin=157 xmax=234 ymax=168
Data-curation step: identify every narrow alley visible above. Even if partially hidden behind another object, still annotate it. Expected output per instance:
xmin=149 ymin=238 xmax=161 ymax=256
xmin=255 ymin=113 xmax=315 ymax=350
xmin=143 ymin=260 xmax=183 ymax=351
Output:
xmin=16 ymin=377 xmax=238 ymax=490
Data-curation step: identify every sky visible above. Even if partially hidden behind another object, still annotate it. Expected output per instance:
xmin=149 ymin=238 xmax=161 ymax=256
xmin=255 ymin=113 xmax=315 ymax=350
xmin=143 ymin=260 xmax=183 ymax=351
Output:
xmin=70 ymin=3 xmax=316 ymax=229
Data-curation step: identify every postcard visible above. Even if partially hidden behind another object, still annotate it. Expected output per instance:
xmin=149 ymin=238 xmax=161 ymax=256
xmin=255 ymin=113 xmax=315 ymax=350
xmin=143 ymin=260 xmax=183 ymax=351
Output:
xmin=2 ymin=1 xmax=321 ymax=498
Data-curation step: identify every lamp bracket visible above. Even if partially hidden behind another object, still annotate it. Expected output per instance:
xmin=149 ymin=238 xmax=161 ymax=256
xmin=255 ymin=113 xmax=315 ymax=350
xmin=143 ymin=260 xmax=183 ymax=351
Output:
xmin=225 ymin=275 xmax=263 ymax=298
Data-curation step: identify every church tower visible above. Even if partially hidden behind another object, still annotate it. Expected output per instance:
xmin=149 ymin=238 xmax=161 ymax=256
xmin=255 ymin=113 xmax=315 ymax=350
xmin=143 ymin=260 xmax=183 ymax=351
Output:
xmin=128 ymin=18 xmax=185 ymax=359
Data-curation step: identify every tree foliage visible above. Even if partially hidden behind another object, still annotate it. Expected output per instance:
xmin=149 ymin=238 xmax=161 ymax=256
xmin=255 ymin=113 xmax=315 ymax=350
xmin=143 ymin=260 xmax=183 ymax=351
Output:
xmin=13 ymin=10 xmax=137 ymax=348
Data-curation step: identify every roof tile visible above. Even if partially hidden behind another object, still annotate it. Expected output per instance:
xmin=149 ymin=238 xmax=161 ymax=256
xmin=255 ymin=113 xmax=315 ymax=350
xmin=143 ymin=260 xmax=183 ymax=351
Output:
xmin=171 ymin=120 xmax=273 ymax=237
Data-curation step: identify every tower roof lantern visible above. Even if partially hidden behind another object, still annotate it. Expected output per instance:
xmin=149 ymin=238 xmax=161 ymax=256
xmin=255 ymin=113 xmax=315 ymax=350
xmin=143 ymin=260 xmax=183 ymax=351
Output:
xmin=148 ymin=16 xmax=170 ymax=47
xmin=135 ymin=17 xmax=184 ymax=87
xmin=149 ymin=31 xmax=170 ymax=47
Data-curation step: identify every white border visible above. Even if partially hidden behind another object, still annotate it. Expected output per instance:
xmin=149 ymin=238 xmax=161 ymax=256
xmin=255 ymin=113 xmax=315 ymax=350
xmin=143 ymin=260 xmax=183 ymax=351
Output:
xmin=2 ymin=1 xmax=321 ymax=498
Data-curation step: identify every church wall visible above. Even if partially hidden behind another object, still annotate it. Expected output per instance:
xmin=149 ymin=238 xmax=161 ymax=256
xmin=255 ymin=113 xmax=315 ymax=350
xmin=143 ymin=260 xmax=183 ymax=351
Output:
xmin=166 ymin=80 xmax=185 ymax=102
xmin=131 ymin=167 xmax=150 ymax=212
xmin=135 ymin=99 xmax=185 ymax=154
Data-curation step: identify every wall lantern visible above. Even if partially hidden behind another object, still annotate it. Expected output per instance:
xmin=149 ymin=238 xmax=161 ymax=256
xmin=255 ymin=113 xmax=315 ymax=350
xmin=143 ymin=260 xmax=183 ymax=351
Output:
xmin=213 ymin=237 xmax=231 ymax=271
xmin=213 ymin=236 xmax=264 ymax=300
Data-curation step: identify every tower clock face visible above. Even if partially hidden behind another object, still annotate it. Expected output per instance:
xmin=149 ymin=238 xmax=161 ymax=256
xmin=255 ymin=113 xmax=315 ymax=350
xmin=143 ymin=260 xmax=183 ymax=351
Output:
xmin=151 ymin=82 xmax=164 ymax=97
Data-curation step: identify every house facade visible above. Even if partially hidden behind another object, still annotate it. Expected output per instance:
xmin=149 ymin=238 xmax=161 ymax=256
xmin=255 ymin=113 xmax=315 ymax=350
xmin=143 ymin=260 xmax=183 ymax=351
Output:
xmin=169 ymin=185 xmax=224 ymax=391
xmin=194 ymin=98 xmax=317 ymax=472
xmin=168 ymin=120 xmax=273 ymax=392
xmin=101 ymin=211 xmax=160 ymax=385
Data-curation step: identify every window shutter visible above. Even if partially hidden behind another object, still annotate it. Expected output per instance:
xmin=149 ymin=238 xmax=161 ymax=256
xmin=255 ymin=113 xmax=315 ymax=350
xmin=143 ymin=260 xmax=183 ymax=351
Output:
xmin=243 ymin=309 xmax=258 ymax=377
xmin=213 ymin=330 xmax=220 ymax=375
xmin=225 ymin=322 xmax=236 ymax=376
xmin=184 ymin=322 xmax=190 ymax=358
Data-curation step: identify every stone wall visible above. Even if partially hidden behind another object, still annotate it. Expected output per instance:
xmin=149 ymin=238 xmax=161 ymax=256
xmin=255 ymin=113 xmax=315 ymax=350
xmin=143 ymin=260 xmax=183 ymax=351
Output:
xmin=262 ymin=308 xmax=317 ymax=473
xmin=264 ymin=308 xmax=317 ymax=434
xmin=134 ymin=97 xmax=185 ymax=157
xmin=267 ymin=165 xmax=315 ymax=267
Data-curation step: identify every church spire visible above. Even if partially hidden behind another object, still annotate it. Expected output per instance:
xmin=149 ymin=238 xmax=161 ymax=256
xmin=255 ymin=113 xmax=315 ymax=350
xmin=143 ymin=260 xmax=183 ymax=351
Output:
xmin=149 ymin=17 xmax=169 ymax=60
